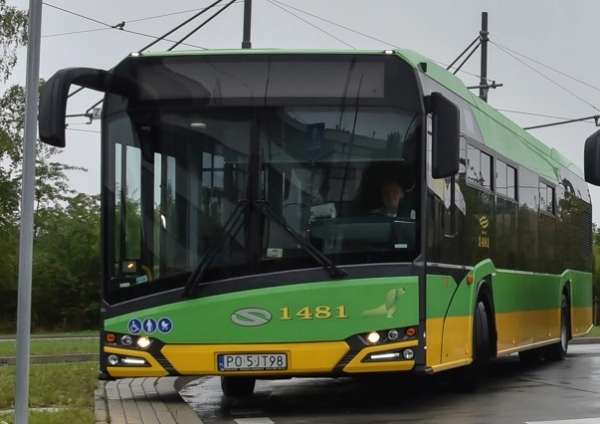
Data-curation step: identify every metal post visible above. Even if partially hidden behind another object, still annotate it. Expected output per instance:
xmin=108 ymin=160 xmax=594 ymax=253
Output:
xmin=479 ymin=11 xmax=489 ymax=102
xmin=15 ymin=0 xmax=43 ymax=423
xmin=242 ymin=0 xmax=252 ymax=49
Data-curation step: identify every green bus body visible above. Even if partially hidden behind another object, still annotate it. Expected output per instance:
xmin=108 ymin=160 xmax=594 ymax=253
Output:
xmin=37 ymin=48 xmax=597 ymax=394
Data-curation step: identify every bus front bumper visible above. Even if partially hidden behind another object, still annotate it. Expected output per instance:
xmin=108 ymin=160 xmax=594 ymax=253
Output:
xmin=103 ymin=339 xmax=419 ymax=379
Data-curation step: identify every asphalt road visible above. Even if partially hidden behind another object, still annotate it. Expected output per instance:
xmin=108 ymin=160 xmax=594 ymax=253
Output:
xmin=180 ymin=344 xmax=600 ymax=424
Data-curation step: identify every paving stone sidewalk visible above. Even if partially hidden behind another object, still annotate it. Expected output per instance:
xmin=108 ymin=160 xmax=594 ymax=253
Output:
xmin=95 ymin=377 xmax=202 ymax=424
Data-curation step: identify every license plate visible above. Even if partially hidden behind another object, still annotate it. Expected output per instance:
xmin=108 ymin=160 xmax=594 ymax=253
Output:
xmin=217 ymin=353 xmax=288 ymax=371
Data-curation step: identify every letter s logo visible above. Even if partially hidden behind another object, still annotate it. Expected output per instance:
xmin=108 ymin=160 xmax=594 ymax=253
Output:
xmin=231 ymin=308 xmax=272 ymax=327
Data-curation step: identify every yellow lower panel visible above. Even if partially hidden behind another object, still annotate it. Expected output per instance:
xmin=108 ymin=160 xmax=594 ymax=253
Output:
xmin=440 ymin=315 xmax=472 ymax=365
xmin=427 ymin=307 xmax=590 ymax=367
xmin=161 ymin=342 xmax=349 ymax=376
xmin=343 ymin=340 xmax=418 ymax=373
xmin=430 ymin=359 xmax=472 ymax=373
xmin=425 ymin=318 xmax=444 ymax=367
xmin=495 ymin=309 xmax=581 ymax=354
xmin=104 ymin=346 xmax=168 ymax=378
xmin=571 ymin=306 xmax=593 ymax=336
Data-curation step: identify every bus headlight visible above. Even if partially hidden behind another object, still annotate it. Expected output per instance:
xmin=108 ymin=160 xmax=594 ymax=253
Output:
xmin=121 ymin=335 xmax=133 ymax=346
xmin=403 ymin=348 xmax=414 ymax=360
xmin=367 ymin=331 xmax=380 ymax=344
xmin=137 ymin=337 xmax=151 ymax=348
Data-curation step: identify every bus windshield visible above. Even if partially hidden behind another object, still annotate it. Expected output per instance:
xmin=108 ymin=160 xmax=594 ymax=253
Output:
xmin=104 ymin=54 xmax=424 ymax=298
xmin=107 ymin=105 xmax=421 ymax=293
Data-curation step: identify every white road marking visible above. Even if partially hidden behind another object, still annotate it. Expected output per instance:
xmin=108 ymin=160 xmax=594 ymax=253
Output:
xmin=234 ymin=419 xmax=275 ymax=424
xmin=527 ymin=419 xmax=600 ymax=424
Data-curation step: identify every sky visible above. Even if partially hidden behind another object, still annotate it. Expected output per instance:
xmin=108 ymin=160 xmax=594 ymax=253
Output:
xmin=5 ymin=0 xmax=600 ymax=222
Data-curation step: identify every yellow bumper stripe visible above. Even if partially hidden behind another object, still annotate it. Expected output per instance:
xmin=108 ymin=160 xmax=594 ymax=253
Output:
xmin=104 ymin=346 xmax=168 ymax=378
xmin=343 ymin=340 xmax=418 ymax=373
xmin=161 ymin=342 xmax=349 ymax=376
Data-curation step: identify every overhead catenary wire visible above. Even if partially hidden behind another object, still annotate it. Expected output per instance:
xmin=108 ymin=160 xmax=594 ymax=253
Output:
xmin=43 ymin=1 xmax=246 ymax=38
xmin=498 ymin=108 xmax=598 ymax=123
xmin=43 ymin=2 xmax=207 ymax=51
xmin=73 ymin=0 xmax=240 ymax=114
xmin=57 ymin=1 xmax=228 ymax=101
xmin=62 ymin=1 xmax=599 ymax=133
xmin=140 ymin=0 xmax=226 ymax=52
xmin=490 ymin=41 xmax=600 ymax=95
xmin=268 ymin=0 xmax=493 ymax=83
xmin=266 ymin=0 xmax=355 ymax=49
xmin=167 ymin=0 xmax=238 ymax=51
xmin=491 ymin=42 xmax=600 ymax=113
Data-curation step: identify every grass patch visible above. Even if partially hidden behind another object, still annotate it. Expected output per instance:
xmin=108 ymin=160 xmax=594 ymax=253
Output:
xmin=0 ymin=330 xmax=99 ymax=338
xmin=0 ymin=407 xmax=96 ymax=424
xmin=0 ymin=338 xmax=98 ymax=357
xmin=0 ymin=362 xmax=98 ymax=411
xmin=584 ymin=326 xmax=600 ymax=337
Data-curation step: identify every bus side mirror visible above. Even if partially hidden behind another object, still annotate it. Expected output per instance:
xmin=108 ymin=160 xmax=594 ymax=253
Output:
xmin=429 ymin=92 xmax=460 ymax=179
xmin=584 ymin=129 xmax=600 ymax=186
xmin=39 ymin=67 xmax=108 ymax=148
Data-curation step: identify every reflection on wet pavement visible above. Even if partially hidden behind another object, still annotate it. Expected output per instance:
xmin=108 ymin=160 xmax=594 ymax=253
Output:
xmin=180 ymin=345 xmax=600 ymax=423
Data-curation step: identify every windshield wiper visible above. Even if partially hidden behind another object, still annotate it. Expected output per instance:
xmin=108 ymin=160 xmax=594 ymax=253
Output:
xmin=182 ymin=200 xmax=248 ymax=297
xmin=183 ymin=198 xmax=347 ymax=297
xmin=254 ymin=200 xmax=348 ymax=280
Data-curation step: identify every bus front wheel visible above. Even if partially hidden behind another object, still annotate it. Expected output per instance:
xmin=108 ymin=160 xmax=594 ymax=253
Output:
xmin=544 ymin=294 xmax=569 ymax=361
xmin=221 ymin=376 xmax=256 ymax=398
xmin=454 ymin=299 xmax=491 ymax=393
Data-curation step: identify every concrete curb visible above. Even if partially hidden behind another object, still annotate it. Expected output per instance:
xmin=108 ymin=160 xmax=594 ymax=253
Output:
xmin=97 ymin=376 xmax=203 ymax=423
xmin=0 ymin=335 xmax=98 ymax=341
xmin=571 ymin=337 xmax=600 ymax=345
xmin=95 ymin=382 xmax=108 ymax=424
xmin=0 ymin=353 xmax=97 ymax=366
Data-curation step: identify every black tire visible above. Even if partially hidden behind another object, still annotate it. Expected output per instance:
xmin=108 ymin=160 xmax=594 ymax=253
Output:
xmin=221 ymin=376 xmax=256 ymax=398
xmin=454 ymin=300 xmax=491 ymax=393
xmin=544 ymin=294 xmax=569 ymax=361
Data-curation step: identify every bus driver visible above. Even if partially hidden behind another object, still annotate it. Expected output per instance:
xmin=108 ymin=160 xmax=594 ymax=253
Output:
xmin=370 ymin=180 xmax=416 ymax=219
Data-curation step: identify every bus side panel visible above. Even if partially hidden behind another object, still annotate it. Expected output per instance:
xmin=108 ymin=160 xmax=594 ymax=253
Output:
xmin=426 ymin=260 xmax=495 ymax=372
xmin=568 ymin=270 xmax=593 ymax=337
xmin=492 ymin=271 xmax=561 ymax=354
xmin=425 ymin=274 xmax=459 ymax=368
xmin=436 ymin=275 xmax=475 ymax=369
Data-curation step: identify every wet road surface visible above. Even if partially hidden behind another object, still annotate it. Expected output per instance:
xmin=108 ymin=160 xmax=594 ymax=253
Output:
xmin=180 ymin=345 xmax=600 ymax=424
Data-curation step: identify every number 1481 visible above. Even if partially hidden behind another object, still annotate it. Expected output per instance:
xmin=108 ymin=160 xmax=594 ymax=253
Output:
xmin=280 ymin=306 xmax=348 ymax=320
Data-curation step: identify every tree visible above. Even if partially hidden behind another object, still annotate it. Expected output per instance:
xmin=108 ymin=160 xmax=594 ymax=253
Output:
xmin=0 ymin=82 xmax=101 ymax=331
xmin=0 ymin=0 xmax=28 ymax=83
xmin=32 ymin=193 xmax=101 ymax=329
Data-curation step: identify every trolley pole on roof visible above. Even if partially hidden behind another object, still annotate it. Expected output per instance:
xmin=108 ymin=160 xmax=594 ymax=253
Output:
xmin=479 ymin=11 xmax=489 ymax=102
xmin=15 ymin=0 xmax=43 ymax=423
xmin=242 ymin=0 xmax=252 ymax=48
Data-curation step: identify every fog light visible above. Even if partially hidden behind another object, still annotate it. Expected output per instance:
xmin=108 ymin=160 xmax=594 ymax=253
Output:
xmin=137 ymin=337 xmax=151 ymax=348
xmin=387 ymin=329 xmax=399 ymax=341
xmin=403 ymin=348 xmax=414 ymax=360
xmin=121 ymin=335 xmax=133 ymax=346
xmin=107 ymin=354 xmax=119 ymax=366
xmin=122 ymin=357 xmax=147 ymax=366
xmin=370 ymin=352 xmax=400 ymax=361
xmin=367 ymin=331 xmax=380 ymax=344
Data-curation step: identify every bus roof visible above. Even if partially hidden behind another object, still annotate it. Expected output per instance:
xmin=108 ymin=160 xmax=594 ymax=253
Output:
xmin=132 ymin=48 xmax=584 ymax=182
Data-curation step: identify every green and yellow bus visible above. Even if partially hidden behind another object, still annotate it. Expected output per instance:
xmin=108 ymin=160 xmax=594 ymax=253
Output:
xmin=38 ymin=48 xmax=600 ymax=396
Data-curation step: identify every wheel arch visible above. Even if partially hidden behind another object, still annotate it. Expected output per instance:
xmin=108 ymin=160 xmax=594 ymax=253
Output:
xmin=476 ymin=276 xmax=498 ymax=358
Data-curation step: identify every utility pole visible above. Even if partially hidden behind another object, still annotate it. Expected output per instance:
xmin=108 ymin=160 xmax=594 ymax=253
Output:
xmin=242 ymin=0 xmax=252 ymax=49
xmin=15 ymin=0 xmax=43 ymax=423
xmin=479 ymin=11 xmax=489 ymax=102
